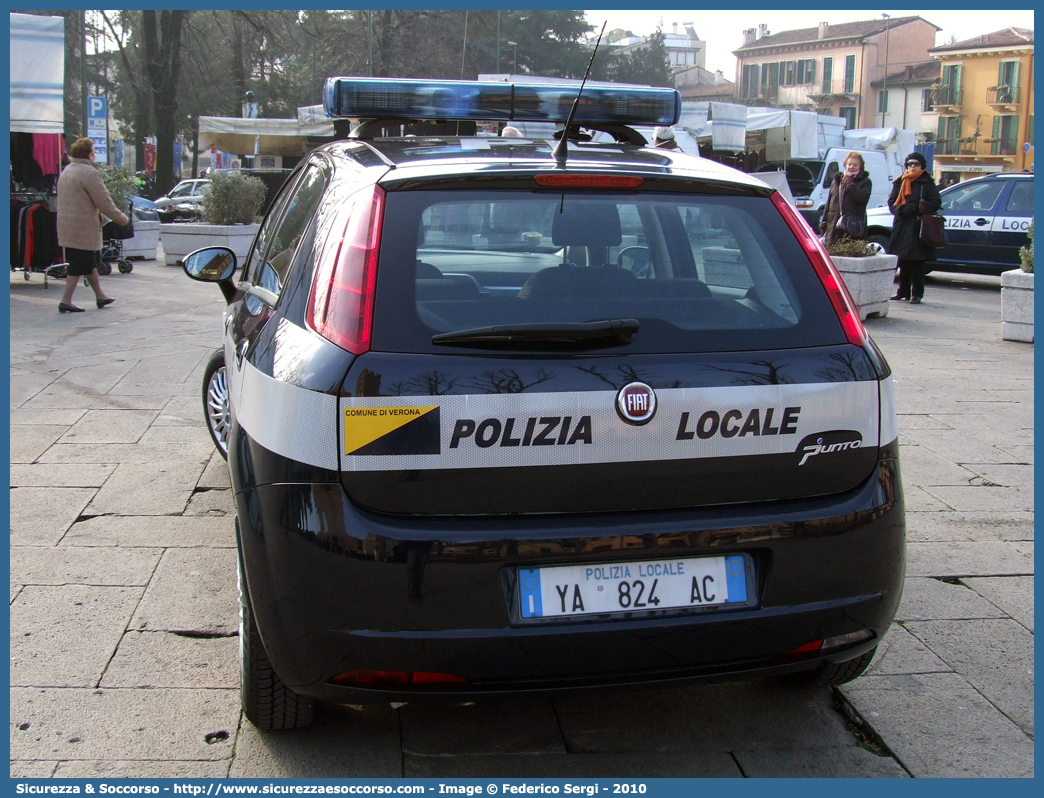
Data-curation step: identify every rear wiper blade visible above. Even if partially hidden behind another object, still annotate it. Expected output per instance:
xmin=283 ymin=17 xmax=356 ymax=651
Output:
xmin=432 ymin=318 xmax=638 ymax=347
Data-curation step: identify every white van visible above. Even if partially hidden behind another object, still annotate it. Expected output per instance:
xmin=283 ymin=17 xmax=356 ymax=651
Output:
xmin=756 ymin=148 xmax=901 ymax=227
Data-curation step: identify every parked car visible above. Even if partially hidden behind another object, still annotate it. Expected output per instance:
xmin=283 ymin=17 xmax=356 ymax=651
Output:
xmin=182 ymin=77 xmax=905 ymax=730
xmin=866 ymin=172 xmax=1034 ymax=275
xmin=155 ymin=178 xmax=210 ymax=209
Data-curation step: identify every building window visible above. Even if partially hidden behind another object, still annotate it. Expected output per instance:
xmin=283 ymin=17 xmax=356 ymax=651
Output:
xmin=783 ymin=60 xmax=796 ymax=86
xmin=761 ymin=62 xmax=779 ymax=91
xmin=877 ymin=90 xmax=889 ymax=113
xmin=741 ymin=64 xmax=759 ymax=99
xmin=839 ymin=106 xmax=856 ymax=129
xmin=797 ymin=58 xmax=815 ymax=84
xmin=921 ymin=88 xmax=935 ymax=112
xmin=843 ymin=54 xmax=856 ymax=93
xmin=937 ymin=115 xmax=961 ymax=155
xmin=992 ymin=114 xmax=1019 ymax=155
xmin=822 ymin=57 xmax=833 ymax=92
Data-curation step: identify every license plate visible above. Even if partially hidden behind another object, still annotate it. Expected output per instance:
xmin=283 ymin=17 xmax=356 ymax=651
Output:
xmin=518 ymin=555 xmax=748 ymax=619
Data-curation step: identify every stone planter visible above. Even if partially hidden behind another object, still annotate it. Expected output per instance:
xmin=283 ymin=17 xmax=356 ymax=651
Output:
xmin=159 ymin=222 xmax=260 ymax=267
xmin=1001 ymin=269 xmax=1033 ymax=343
xmin=832 ymin=253 xmax=898 ymax=320
xmin=121 ymin=219 xmax=160 ymax=260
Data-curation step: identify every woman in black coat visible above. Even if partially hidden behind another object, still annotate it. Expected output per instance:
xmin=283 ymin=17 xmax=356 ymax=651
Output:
xmin=820 ymin=152 xmax=872 ymax=246
xmin=887 ymin=151 xmax=942 ymax=304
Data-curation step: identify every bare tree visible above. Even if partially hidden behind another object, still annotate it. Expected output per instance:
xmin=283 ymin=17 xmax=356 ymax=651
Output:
xmin=142 ymin=10 xmax=189 ymax=196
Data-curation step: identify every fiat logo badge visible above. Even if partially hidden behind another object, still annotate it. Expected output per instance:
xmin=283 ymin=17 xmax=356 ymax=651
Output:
xmin=616 ymin=382 xmax=657 ymax=425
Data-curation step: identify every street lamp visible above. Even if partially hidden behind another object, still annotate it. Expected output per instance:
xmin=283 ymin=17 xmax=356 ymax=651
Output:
xmin=507 ymin=40 xmax=517 ymax=75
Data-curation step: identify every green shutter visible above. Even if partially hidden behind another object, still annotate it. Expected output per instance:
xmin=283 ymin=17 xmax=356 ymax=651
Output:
xmin=993 ymin=115 xmax=1002 ymax=154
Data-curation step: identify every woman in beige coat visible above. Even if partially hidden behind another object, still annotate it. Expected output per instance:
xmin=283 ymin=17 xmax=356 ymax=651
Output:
xmin=56 ymin=137 xmax=129 ymax=312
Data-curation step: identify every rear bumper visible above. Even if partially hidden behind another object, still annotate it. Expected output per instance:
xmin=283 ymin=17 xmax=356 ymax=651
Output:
xmin=235 ymin=453 xmax=904 ymax=703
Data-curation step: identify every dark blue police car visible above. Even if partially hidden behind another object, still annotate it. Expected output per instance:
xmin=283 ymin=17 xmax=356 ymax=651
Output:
xmin=184 ymin=78 xmax=905 ymax=729
xmin=867 ymin=172 xmax=1033 ymax=275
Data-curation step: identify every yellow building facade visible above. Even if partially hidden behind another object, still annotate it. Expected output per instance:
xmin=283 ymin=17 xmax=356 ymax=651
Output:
xmin=931 ymin=28 xmax=1034 ymax=181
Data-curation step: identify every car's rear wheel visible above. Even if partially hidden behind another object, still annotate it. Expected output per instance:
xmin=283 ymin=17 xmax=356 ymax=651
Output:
xmin=203 ymin=349 xmax=229 ymax=460
xmin=239 ymin=551 xmax=315 ymax=730
xmin=868 ymin=232 xmax=890 ymax=251
xmin=788 ymin=647 xmax=877 ymax=688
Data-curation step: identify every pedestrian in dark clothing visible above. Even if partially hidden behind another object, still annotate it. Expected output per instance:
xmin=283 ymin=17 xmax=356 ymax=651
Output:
xmin=887 ymin=152 xmax=942 ymax=305
xmin=820 ymin=151 xmax=872 ymax=246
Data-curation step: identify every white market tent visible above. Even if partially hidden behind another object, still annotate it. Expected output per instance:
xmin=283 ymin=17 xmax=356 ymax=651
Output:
xmin=198 ymin=114 xmax=336 ymax=157
xmin=10 ymin=13 xmax=65 ymax=134
xmin=681 ymin=102 xmax=830 ymax=159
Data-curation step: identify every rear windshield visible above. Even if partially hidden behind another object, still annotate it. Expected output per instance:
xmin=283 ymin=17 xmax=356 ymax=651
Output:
xmin=371 ymin=189 xmax=845 ymax=354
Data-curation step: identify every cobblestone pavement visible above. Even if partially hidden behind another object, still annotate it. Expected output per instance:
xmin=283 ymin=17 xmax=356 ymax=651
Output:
xmin=9 ymin=257 xmax=1032 ymax=778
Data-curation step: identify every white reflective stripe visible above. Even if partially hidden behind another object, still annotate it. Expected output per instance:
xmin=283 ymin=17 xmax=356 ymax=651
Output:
xmin=991 ymin=216 xmax=1033 ymax=233
xmin=234 ymin=358 xmax=340 ymax=470
xmin=341 ymin=381 xmax=879 ymax=472
xmin=879 ymin=375 xmax=898 ymax=448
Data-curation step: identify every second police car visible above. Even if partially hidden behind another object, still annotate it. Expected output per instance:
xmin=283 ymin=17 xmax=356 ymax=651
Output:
xmin=184 ymin=78 xmax=905 ymax=730
xmin=866 ymin=172 xmax=1034 ymax=275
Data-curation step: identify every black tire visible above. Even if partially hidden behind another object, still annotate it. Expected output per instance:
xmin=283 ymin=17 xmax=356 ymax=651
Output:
xmin=239 ymin=551 xmax=315 ymax=730
xmin=788 ymin=647 xmax=877 ymax=688
xmin=98 ymin=261 xmax=112 ymax=276
xmin=868 ymin=232 xmax=890 ymax=251
xmin=118 ymin=260 xmax=133 ymax=274
xmin=202 ymin=349 xmax=230 ymax=460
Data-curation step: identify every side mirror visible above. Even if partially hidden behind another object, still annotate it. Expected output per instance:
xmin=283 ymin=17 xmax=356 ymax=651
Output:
xmin=182 ymin=246 xmax=239 ymax=304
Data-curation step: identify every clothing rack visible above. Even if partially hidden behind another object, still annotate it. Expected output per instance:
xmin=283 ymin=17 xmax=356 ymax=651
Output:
xmin=11 ymin=190 xmax=63 ymax=287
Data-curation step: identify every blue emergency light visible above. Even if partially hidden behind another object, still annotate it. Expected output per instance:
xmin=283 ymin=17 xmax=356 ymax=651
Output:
xmin=322 ymin=78 xmax=681 ymax=127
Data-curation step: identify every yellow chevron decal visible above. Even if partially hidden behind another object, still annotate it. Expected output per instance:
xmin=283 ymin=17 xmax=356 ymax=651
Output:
xmin=344 ymin=406 xmax=439 ymax=454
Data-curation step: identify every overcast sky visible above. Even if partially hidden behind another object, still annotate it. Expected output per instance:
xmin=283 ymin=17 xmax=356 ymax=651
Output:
xmin=583 ymin=9 xmax=1036 ymax=77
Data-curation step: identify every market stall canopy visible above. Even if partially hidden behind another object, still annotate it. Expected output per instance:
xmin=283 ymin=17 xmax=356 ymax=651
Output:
xmin=198 ymin=115 xmax=336 ymax=156
xmin=10 ymin=13 xmax=65 ymax=134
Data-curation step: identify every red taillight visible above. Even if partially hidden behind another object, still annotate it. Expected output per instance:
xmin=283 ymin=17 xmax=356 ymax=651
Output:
xmin=770 ymin=192 xmax=867 ymax=347
xmin=308 ymin=185 xmax=386 ymax=354
xmin=787 ymin=640 xmax=824 ymax=654
xmin=534 ymin=174 xmax=643 ymax=189
xmin=329 ymin=670 xmax=467 ymax=687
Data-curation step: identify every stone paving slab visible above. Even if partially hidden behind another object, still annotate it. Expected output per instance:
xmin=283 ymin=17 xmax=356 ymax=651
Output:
xmin=10 ymin=463 xmax=117 ymax=488
xmin=228 ymin=706 xmax=401 ymax=778
xmin=9 ymin=761 xmax=59 ymax=778
xmin=898 ymin=430 xmax=1025 ymax=465
xmin=10 ymin=424 xmax=68 ymax=463
xmin=904 ymin=619 xmax=1034 ymax=736
xmin=867 ymin=623 xmax=952 ymax=676
xmin=100 ymin=631 xmax=239 ymax=689
xmin=39 ymin=440 xmax=215 ymax=465
xmin=552 ymin=682 xmax=855 ymax=753
xmin=10 ymin=546 xmax=160 ymax=587
xmin=900 ymin=486 xmax=952 ymax=513
xmin=732 ymin=745 xmax=909 ymax=777
xmin=86 ymin=459 xmax=207 ymax=516
xmin=10 ymin=585 xmax=144 ymax=687
xmin=10 ymin=407 xmax=87 ymax=425
xmin=197 ymin=453 xmax=231 ymax=490
xmin=10 ymin=369 xmax=61 ymax=408
xmin=183 ymin=489 xmax=237 ymax=518
xmin=895 ymin=444 xmax=977 ymax=485
xmin=896 ymin=577 xmax=1009 ymax=622
xmin=59 ymin=409 xmax=158 ymax=445
xmin=923 ymin=485 xmax=1033 ymax=513
xmin=404 ymin=752 xmax=741 ymax=778
xmin=129 ymin=548 xmax=238 ymax=635
xmin=10 ymin=487 xmax=96 ymax=546
xmin=963 ymin=463 xmax=1035 ymax=489
xmin=52 ymin=760 xmax=231 ymax=778
xmin=905 ymin=541 xmax=1033 ymax=578
xmin=904 ymin=511 xmax=1034 ymax=543
xmin=61 ymin=515 xmax=236 ymax=548
xmin=963 ymin=576 xmax=1034 ymax=631
xmin=401 ymin=700 xmax=565 ymax=756
xmin=25 ymin=393 xmax=173 ymax=411
xmin=839 ymin=673 xmax=1034 ymax=778
xmin=154 ymin=394 xmax=206 ymax=428
xmin=9 ymin=687 xmax=239 ymax=762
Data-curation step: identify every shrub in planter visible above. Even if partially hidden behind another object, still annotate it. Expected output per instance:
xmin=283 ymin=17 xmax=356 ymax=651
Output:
xmin=1019 ymin=220 xmax=1033 ymax=273
xmin=200 ymin=170 xmax=267 ymax=225
xmin=826 ymin=238 xmax=879 ymax=258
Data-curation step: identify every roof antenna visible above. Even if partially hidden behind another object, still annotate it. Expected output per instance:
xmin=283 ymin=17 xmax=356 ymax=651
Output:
xmin=553 ymin=20 xmax=606 ymax=167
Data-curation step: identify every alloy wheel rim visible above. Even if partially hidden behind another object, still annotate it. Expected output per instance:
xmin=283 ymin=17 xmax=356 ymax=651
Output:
xmin=206 ymin=366 xmax=230 ymax=455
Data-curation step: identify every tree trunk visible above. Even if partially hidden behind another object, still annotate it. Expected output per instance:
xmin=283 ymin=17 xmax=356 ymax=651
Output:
xmin=142 ymin=10 xmax=188 ymax=197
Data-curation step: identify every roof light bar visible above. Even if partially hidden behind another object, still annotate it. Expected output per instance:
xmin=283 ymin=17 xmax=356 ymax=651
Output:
xmin=323 ymin=78 xmax=681 ymax=127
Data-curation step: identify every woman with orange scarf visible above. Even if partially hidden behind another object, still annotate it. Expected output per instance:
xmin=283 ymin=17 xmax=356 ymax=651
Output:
xmin=887 ymin=151 xmax=942 ymax=304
